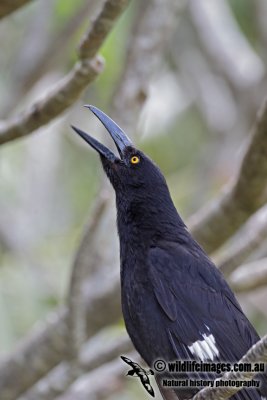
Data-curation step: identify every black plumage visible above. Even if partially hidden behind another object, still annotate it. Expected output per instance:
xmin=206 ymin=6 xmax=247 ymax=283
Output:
xmin=72 ymin=106 xmax=267 ymax=400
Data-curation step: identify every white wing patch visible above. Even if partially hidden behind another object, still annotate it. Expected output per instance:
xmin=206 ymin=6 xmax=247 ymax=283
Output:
xmin=188 ymin=332 xmax=219 ymax=361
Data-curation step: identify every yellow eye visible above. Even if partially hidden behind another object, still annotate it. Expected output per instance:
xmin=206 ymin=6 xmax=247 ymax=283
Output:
xmin=130 ymin=155 xmax=140 ymax=164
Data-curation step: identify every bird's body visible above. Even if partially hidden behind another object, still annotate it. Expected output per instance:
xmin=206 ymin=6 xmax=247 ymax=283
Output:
xmin=73 ymin=106 xmax=267 ymax=400
xmin=117 ymin=175 xmax=266 ymax=400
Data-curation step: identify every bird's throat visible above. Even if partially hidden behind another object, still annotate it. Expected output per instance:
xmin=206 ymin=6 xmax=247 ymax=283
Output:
xmin=116 ymin=192 xmax=186 ymax=247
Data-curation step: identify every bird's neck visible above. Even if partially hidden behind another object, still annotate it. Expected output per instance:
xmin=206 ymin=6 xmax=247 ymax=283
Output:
xmin=115 ymin=191 xmax=186 ymax=248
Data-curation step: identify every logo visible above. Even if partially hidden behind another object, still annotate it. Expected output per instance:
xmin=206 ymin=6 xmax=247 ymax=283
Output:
xmin=121 ymin=356 xmax=155 ymax=397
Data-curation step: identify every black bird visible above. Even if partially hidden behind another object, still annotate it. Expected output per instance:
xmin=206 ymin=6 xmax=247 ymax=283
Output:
xmin=72 ymin=106 xmax=267 ymax=400
xmin=121 ymin=355 xmax=155 ymax=397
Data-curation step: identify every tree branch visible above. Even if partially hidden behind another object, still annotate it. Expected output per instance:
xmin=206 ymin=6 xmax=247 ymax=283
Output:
xmin=0 ymin=275 xmax=121 ymax=400
xmin=192 ymin=334 xmax=267 ymax=400
xmin=3 ymin=0 xmax=101 ymax=117
xmin=230 ymin=258 xmax=267 ymax=293
xmin=78 ymin=0 xmax=128 ymax=60
xmin=67 ymin=190 xmax=110 ymax=358
xmin=0 ymin=0 xmax=130 ymax=145
xmin=189 ymin=97 xmax=267 ymax=253
xmin=215 ymin=204 xmax=267 ymax=277
xmin=55 ymin=352 xmax=140 ymax=400
xmin=0 ymin=0 xmax=33 ymax=19
xmin=0 ymin=308 xmax=68 ymax=400
xmin=0 ymin=56 xmax=104 ymax=144
xmin=18 ymin=333 xmax=132 ymax=400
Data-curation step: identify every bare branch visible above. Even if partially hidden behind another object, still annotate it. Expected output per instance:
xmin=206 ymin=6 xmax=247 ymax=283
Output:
xmin=0 ymin=308 xmax=68 ymax=400
xmin=192 ymin=334 xmax=267 ymax=400
xmin=230 ymin=258 xmax=267 ymax=293
xmin=0 ymin=0 xmax=33 ymax=19
xmin=0 ymin=274 xmax=121 ymax=400
xmin=215 ymin=204 xmax=267 ymax=276
xmin=0 ymin=56 xmax=104 ymax=144
xmin=78 ymin=0 xmax=128 ymax=60
xmin=0 ymin=0 xmax=130 ymax=145
xmin=18 ymin=333 xmax=132 ymax=400
xmin=3 ymin=1 xmax=102 ymax=116
xmin=189 ymin=97 xmax=267 ymax=253
xmin=67 ymin=190 xmax=110 ymax=358
xmin=55 ymin=352 xmax=140 ymax=400
xmin=80 ymin=332 xmax=132 ymax=369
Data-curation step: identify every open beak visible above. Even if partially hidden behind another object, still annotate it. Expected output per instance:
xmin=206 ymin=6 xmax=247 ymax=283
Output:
xmin=71 ymin=106 xmax=133 ymax=162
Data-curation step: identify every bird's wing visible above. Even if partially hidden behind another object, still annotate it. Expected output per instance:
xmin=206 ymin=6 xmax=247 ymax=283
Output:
xmin=148 ymin=243 xmax=260 ymax=363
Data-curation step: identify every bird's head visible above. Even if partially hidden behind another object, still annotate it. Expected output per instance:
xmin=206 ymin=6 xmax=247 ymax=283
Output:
xmin=72 ymin=106 xmax=168 ymax=196
xmin=72 ymin=106 xmax=184 ymax=237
